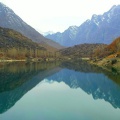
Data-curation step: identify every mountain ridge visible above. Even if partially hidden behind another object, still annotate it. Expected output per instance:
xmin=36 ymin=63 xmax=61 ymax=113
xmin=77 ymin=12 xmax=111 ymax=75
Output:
xmin=0 ymin=2 xmax=63 ymax=49
xmin=46 ymin=5 xmax=120 ymax=47
xmin=0 ymin=27 xmax=48 ymax=60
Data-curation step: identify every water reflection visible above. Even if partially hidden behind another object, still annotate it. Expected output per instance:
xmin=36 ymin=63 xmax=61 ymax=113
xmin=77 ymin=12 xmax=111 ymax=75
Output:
xmin=48 ymin=61 xmax=120 ymax=109
xmin=0 ymin=62 xmax=61 ymax=114
xmin=0 ymin=60 xmax=120 ymax=116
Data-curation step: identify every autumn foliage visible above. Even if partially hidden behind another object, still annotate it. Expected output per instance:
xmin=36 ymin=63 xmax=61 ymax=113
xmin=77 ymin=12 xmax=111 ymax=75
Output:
xmin=0 ymin=27 xmax=58 ymax=60
xmin=93 ymin=37 xmax=120 ymax=58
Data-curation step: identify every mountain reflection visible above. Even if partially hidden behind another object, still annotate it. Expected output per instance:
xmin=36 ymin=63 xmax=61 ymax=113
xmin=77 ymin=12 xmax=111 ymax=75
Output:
xmin=0 ymin=61 xmax=120 ymax=114
xmin=0 ymin=62 xmax=61 ymax=114
xmin=48 ymin=61 xmax=120 ymax=109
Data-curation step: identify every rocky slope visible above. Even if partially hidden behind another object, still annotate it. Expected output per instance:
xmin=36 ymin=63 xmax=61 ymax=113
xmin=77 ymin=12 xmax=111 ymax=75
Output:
xmin=46 ymin=5 xmax=120 ymax=47
xmin=0 ymin=2 xmax=63 ymax=49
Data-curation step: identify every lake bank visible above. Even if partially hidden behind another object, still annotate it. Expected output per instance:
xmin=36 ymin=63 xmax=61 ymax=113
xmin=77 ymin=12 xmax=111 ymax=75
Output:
xmin=0 ymin=57 xmax=63 ymax=63
xmin=89 ymin=57 xmax=120 ymax=74
xmin=0 ymin=59 xmax=26 ymax=62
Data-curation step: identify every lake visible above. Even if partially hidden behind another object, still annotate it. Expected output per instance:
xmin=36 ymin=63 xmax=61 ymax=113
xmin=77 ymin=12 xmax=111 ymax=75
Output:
xmin=0 ymin=61 xmax=120 ymax=120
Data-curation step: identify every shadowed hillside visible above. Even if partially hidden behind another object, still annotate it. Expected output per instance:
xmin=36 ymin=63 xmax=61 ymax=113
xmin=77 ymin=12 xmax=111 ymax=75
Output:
xmin=0 ymin=2 xmax=63 ymax=50
xmin=0 ymin=27 xmax=46 ymax=60
xmin=60 ymin=43 xmax=107 ymax=59
xmin=0 ymin=27 xmax=61 ymax=60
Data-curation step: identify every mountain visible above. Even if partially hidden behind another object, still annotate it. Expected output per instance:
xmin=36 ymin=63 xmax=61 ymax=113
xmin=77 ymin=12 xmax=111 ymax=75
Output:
xmin=94 ymin=37 xmax=120 ymax=58
xmin=0 ymin=27 xmax=47 ymax=59
xmin=46 ymin=26 xmax=79 ymax=46
xmin=0 ymin=27 xmax=44 ymax=50
xmin=106 ymin=37 xmax=120 ymax=53
xmin=42 ymin=31 xmax=54 ymax=36
xmin=46 ymin=5 xmax=120 ymax=47
xmin=60 ymin=43 xmax=107 ymax=59
xmin=0 ymin=2 xmax=63 ymax=49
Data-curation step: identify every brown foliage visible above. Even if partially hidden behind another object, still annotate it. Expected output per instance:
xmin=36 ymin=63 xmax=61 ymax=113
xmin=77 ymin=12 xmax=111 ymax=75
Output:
xmin=93 ymin=37 xmax=120 ymax=58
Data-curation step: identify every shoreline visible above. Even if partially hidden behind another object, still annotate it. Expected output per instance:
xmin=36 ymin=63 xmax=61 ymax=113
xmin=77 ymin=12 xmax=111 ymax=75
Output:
xmin=0 ymin=59 xmax=26 ymax=62
xmin=89 ymin=58 xmax=120 ymax=74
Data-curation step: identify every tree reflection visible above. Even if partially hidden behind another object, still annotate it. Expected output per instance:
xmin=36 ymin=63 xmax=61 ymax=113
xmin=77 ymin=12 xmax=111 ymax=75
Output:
xmin=0 ymin=62 xmax=60 ymax=114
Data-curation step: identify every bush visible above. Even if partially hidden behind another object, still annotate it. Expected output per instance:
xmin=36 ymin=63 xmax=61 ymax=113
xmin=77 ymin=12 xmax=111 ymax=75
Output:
xmin=111 ymin=58 xmax=117 ymax=65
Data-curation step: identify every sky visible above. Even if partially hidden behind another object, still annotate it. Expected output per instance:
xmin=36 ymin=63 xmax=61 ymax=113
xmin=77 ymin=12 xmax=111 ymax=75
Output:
xmin=0 ymin=0 xmax=120 ymax=33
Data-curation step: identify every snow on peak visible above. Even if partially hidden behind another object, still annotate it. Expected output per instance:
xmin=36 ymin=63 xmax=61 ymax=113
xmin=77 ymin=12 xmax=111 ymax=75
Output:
xmin=42 ymin=31 xmax=54 ymax=36
xmin=69 ymin=26 xmax=78 ymax=30
xmin=68 ymin=26 xmax=78 ymax=34
xmin=91 ymin=14 xmax=100 ymax=26
xmin=92 ymin=14 xmax=98 ymax=19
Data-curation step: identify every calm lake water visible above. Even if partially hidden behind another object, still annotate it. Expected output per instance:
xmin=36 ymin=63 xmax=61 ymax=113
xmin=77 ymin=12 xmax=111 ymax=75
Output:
xmin=0 ymin=61 xmax=120 ymax=120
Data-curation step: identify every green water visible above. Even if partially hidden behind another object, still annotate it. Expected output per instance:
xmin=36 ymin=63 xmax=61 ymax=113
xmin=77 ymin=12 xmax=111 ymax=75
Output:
xmin=0 ymin=62 xmax=120 ymax=120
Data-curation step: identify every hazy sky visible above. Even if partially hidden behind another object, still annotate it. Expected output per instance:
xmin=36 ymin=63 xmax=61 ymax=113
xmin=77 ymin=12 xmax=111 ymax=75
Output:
xmin=0 ymin=0 xmax=120 ymax=33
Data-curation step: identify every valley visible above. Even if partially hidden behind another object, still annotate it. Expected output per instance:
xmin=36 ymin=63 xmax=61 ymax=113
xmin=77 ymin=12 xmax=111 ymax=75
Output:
xmin=0 ymin=3 xmax=120 ymax=72
xmin=0 ymin=1 xmax=120 ymax=120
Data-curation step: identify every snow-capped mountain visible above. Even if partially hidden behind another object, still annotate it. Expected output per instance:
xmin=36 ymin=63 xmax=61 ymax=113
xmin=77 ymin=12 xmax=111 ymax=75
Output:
xmin=0 ymin=2 xmax=62 ymax=49
xmin=42 ymin=31 xmax=54 ymax=36
xmin=46 ymin=5 xmax=120 ymax=47
xmin=46 ymin=26 xmax=79 ymax=46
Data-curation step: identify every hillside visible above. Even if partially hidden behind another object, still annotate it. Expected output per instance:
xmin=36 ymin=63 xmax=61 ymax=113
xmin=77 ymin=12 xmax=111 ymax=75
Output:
xmin=46 ymin=26 xmax=79 ymax=46
xmin=106 ymin=37 xmax=120 ymax=53
xmin=0 ymin=2 xmax=63 ymax=49
xmin=87 ymin=37 xmax=120 ymax=71
xmin=0 ymin=27 xmax=55 ymax=60
xmin=93 ymin=37 xmax=120 ymax=59
xmin=46 ymin=5 xmax=120 ymax=47
xmin=60 ymin=43 xmax=107 ymax=59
